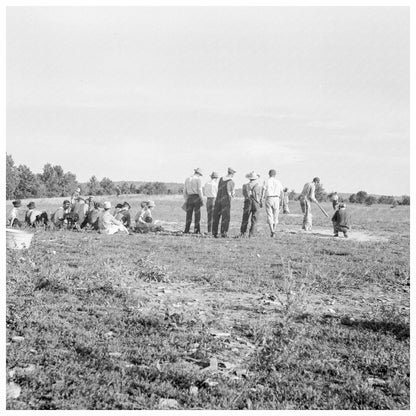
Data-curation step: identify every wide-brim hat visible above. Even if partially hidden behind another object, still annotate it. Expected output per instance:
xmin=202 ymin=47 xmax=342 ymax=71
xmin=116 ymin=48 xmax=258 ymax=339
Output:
xmin=103 ymin=201 xmax=112 ymax=210
xmin=147 ymin=200 xmax=155 ymax=208
xmin=12 ymin=200 xmax=21 ymax=207
xmin=115 ymin=203 xmax=123 ymax=209
xmin=210 ymin=171 xmax=219 ymax=179
xmin=246 ymin=171 xmax=259 ymax=180
xmin=227 ymin=167 xmax=236 ymax=174
xmin=194 ymin=168 xmax=203 ymax=176
xmin=27 ymin=202 xmax=35 ymax=209
xmin=63 ymin=200 xmax=71 ymax=205
xmin=123 ymin=202 xmax=131 ymax=209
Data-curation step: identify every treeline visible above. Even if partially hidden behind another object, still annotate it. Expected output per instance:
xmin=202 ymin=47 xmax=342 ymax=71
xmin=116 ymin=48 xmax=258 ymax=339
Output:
xmin=6 ymin=154 xmax=410 ymax=205
xmin=6 ymin=154 xmax=181 ymax=200
xmin=345 ymin=191 xmax=410 ymax=206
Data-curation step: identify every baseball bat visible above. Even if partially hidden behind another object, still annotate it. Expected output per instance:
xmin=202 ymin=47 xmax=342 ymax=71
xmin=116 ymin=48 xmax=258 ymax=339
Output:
xmin=315 ymin=201 xmax=329 ymax=218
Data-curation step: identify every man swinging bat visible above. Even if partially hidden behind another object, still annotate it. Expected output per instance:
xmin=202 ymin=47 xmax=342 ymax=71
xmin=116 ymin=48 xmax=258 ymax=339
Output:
xmin=299 ymin=177 xmax=328 ymax=231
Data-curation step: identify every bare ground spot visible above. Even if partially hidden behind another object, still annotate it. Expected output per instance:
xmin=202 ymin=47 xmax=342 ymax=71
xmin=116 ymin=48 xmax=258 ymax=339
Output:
xmin=283 ymin=226 xmax=389 ymax=242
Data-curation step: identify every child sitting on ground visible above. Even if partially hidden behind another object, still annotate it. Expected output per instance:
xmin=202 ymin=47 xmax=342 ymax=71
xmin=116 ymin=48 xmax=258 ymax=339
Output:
xmin=331 ymin=202 xmax=350 ymax=238
xmin=134 ymin=200 xmax=163 ymax=233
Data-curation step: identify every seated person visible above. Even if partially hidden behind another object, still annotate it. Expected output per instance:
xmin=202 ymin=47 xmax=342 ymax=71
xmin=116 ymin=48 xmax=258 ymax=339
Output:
xmin=134 ymin=200 xmax=163 ymax=233
xmin=332 ymin=203 xmax=350 ymax=238
xmin=68 ymin=196 xmax=86 ymax=229
xmin=51 ymin=200 xmax=71 ymax=229
xmin=98 ymin=201 xmax=129 ymax=235
xmin=7 ymin=199 xmax=24 ymax=228
xmin=115 ymin=201 xmax=132 ymax=228
xmin=81 ymin=201 xmax=102 ymax=230
xmin=25 ymin=201 xmax=49 ymax=227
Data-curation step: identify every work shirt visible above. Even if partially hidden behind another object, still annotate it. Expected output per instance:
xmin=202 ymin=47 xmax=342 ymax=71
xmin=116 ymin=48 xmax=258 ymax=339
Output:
xmin=332 ymin=194 xmax=339 ymax=202
xmin=52 ymin=206 xmax=70 ymax=225
xmin=331 ymin=208 xmax=350 ymax=228
xmin=115 ymin=209 xmax=131 ymax=228
xmin=300 ymin=182 xmax=317 ymax=202
xmin=184 ymin=175 xmax=204 ymax=200
xmin=242 ymin=181 xmax=262 ymax=204
xmin=98 ymin=210 xmax=122 ymax=232
xmin=204 ymin=179 xmax=218 ymax=198
xmin=135 ymin=207 xmax=153 ymax=225
xmin=8 ymin=207 xmax=22 ymax=225
xmin=26 ymin=209 xmax=44 ymax=225
xmin=262 ymin=177 xmax=284 ymax=199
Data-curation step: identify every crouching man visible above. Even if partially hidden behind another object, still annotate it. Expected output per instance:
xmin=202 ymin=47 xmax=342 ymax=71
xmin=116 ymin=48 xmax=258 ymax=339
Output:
xmin=332 ymin=203 xmax=350 ymax=238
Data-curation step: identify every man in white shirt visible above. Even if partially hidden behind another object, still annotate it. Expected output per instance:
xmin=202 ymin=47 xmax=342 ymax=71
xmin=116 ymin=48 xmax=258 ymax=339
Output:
xmin=299 ymin=177 xmax=320 ymax=231
xmin=7 ymin=200 xmax=24 ymax=227
xmin=183 ymin=168 xmax=204 ymax=234
xmin=261 ymin=169 xmax=284 ymax=237
xmin=203 ymin=171 xmax=219 ymax=233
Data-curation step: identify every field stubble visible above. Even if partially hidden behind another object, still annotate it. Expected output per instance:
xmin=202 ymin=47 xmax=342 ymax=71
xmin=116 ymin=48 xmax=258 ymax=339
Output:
xmin=6 ymin=197 xmax=410 ymax=409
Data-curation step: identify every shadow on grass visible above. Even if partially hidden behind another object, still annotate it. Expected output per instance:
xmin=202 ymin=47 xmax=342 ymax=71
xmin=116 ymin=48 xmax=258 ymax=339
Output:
xmin=349 ymin=319 xmax=409 ymax=341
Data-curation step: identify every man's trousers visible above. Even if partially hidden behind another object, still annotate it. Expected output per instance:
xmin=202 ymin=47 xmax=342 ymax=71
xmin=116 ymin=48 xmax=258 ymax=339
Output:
xmin=185 ymin=194 xmax=202 ymax=233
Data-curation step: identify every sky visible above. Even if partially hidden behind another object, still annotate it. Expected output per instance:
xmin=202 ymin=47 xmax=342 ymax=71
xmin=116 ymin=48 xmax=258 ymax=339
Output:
xmin=5 ymin=6 xmax=410 ymax=195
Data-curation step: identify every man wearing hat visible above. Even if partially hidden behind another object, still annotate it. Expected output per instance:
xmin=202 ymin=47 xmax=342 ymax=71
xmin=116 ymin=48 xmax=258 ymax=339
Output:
xmin=7 ymin=200 xmax=23 ymax=228
xmin=70 ymin=187 xmax=82 ymax=205
xmin=115 ymin=201 xmax=132 ymax=228
xmin=203 ymin=171 xmax=219 ymax=233
xmin=239 ymin=171 xmax=262 ymax=237
xmin=25 ymin=201 xmax=49 ymax=227
xmin=261 ymin=169 xmax=284 ymax=237
xmin=51 ymin=200 xmax=71 ymax=229
xmin=212 ymin=167 xmax=236 ymax=238
xmin=98 ymin=201 xmax=129 ymax=235
xmin=331 ymin=202 xmax=350 ymax=238
xmin=183 ymin=168 xmax=204 ymax=234
xmin=299 ymin=177 xmax=320 ymax=231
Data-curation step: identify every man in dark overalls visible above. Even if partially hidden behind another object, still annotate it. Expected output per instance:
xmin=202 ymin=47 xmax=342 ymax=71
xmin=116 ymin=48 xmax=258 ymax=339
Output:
xmin=212 ymin=167 xmax=236 ymax=238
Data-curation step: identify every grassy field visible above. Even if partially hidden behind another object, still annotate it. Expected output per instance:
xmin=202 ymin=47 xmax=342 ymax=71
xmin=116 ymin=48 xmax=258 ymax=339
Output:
xmin=6 ymin=196 xmax=410 ymax=409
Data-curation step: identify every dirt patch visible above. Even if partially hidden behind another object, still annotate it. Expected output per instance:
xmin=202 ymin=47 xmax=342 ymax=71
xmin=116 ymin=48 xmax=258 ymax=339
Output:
xmin=283 ymin=226 xmax=388 ymax=243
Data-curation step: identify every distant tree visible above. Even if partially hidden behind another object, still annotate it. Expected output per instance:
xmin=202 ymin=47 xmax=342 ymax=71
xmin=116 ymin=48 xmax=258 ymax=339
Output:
xmin=378 ymin=195 xmax=396 ymax=205
xmin=87 ymin=175 xmax=101 ymax=195
xmin=6 ymin=154 xmax=20 ymax=199
xmin=355 ymin=191 xmax=368 ymax=204
xmin=139 ymin=182 xmax=154 ymax=195
xmin=120 ymin=182 xmax=130 ymax=194
xmin=152 ymin=182 xmax=168 ymax=195
xmin=62 ymin=171 xmax=78 ymax=196
xmin=100 ymin=177 xmax=115 ymax=195
xmin=314 ymin=182 xmax=327 ymax=203
xmin=365 ymin=195 xmax=378 ymax=206
xmin=39 ymin=163 xmax=61 ymax=197
xmin=349 ymin=193 xmax=357 ymax=203
xmin=129 ymin=183 xmax=138 ymax=194
xmin=401 ymin=195 xmax=410 ymax=206
xmin=38 ymin=163 xmax=77 ymax=197
xmin=15 ymin=164 xmax=41 ymax=199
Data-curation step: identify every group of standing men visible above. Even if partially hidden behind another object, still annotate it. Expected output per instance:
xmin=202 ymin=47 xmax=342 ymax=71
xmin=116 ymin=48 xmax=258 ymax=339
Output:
xmin=183 ymin=168 xmax=292 ymax=238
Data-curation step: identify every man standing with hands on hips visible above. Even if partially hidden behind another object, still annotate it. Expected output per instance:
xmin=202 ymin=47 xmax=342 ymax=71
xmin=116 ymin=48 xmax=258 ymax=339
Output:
xmin=261 ymin=169 xmax=284 ymax=237
xmin=183 ymin=168 xmax=204 ymax=234
xmin=204 ymin=171 xmax=219 ymax=234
